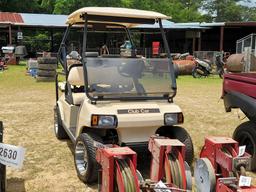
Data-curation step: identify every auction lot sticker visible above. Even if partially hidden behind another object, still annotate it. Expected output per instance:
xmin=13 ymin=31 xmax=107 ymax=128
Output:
xmin=0 ymin=143 xmax=25 ymax=169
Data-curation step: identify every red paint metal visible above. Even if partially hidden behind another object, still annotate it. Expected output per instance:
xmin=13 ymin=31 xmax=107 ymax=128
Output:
xmin=96 ymin=146 xmax=140 ymax=192
xmin=152 ymin=41 xmax=160 ymax=55
xmin=223 ymin=73 xmax=256 ymax=99
xmin=148 ymin=136 xmax=186 ymax=187
xmin=0 ymin=12 xmax=24 ymax=24
xmin=200 ymin=137 xmax=256 ymax=192
xmin=200 ymin=137 xmax=239 ymax=177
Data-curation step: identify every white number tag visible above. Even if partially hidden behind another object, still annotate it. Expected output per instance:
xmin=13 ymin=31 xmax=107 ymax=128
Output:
xmin=239 ymin=176 xmax=252 ymax=187
xmin=0 ymin=143 xmax=25 ymax=169
xmin=154 ymin=180 xmax=171 ymax=192
xmin=238 ymin=145 xmax=246 ymax=157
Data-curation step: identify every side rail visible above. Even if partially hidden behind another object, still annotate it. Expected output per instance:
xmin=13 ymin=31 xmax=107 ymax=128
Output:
xmin=0 ymin=121 xmax=6 ymax=192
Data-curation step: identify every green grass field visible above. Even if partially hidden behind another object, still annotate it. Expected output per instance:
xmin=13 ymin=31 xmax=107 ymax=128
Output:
xmin=0 ymin=63 xmax=254 ymax=191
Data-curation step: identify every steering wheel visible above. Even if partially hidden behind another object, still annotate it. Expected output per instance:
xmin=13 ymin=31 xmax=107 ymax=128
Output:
xmin=117 ymin=64 xmax=131 ymax=77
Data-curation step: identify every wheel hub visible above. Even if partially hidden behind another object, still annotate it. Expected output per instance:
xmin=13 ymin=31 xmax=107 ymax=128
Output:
xmin=195 ymin=158 xmax=216 ymax=192
xmin=75 ymin=141 xmax=88 ymax=176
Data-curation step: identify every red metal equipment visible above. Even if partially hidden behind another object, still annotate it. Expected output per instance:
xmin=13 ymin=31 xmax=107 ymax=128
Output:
xmin=96 ymin=136 xmax=192 ymax=192
xmin=195 ymin=136 xmax=255 ymax=192
xmin=148 ymin=136 xmax=192 ymax=190
xmin=96 ymin=146 xmax=140 ymax=192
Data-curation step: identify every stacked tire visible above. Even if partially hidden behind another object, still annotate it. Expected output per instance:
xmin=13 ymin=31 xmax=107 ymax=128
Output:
xmin=36 ymin=57 xmax=57 ymax=82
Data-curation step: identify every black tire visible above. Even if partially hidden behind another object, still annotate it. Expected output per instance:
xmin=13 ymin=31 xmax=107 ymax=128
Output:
xmin=36 ymin=76 xmax=55 ymax=82
xmin=233 ymin=121 xmax=256 ymax=170
xmin=74 ymin=133 xmax=103 ymax=184
xmin=192 ymin=67 xmax=202 ymax=78
xmin=38 ymin=63 xmax=57 ymax=70
xmin=54 ymin=105 xmax=68 ymax=139
xmin=37 ymin=57 xmax=57 ymax=64
xmin=158 ymin=126 xmax=194 ymax=165
xmin=37 ymin=69 xmax=56 ymax=77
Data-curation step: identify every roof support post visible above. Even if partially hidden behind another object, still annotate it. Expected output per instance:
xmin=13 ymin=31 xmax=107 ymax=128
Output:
xmin=198 ymin=32 xmax=201 ymax=51
xmin=220 ymin=26 xmax=224 ymax=51
xmin=192 ymin=37 xmax=196 ymax=53
xmin=50 ymin=29 xmax=54 ymax=52
xmin=159 ymin=19 xmax=177 ymax=99
xmin=8 ymin=24 xmax=12 ymax=45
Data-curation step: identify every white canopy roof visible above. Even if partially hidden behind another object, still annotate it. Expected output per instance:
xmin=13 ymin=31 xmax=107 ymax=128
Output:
xmin=67 ymin=7 xmax=169 ymax=27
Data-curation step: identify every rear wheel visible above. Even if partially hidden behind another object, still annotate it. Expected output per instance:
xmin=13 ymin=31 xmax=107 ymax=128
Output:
xmin=74 ymin=133 xmax=103 ymax=183
xmin=157 ymin=126 xmax=194 ymax=165
xmin=233 ymin=121 xmax=256 ymax=170
xmin=192 ymin=67 xmax=202 ymax=78
xmin=54 ymin=105 xmax=68 ymax=139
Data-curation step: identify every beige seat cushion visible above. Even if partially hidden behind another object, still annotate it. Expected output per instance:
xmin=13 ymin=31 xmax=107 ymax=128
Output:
xmin=68 ymin=66 xmax=84 ymax=86
xmin=72 ymin=92 xmax=85 ymax=105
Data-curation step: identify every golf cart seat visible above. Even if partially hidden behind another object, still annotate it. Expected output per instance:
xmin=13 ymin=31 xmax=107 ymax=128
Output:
xmin=72 ymin=92 xmax=85 ymax=105
xmin=68 ymin=65 xmax=85 ymax=105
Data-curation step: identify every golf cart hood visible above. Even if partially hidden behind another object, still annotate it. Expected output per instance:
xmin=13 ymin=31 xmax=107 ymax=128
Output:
xmin=77 ymin=100 xmax=182 ymax=143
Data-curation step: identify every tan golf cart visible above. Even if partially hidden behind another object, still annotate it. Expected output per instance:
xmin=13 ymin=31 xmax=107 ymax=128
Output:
xmin=54 ymin=7 xmax=194 ymax=184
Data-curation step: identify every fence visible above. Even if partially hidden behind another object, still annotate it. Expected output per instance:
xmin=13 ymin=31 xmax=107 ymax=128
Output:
xmin=236 ymin=33 xmax=256 ymax=55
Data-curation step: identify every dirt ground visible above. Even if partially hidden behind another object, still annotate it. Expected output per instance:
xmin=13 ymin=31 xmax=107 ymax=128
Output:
xmin=0 ymin=64 xmax=255 ymax=191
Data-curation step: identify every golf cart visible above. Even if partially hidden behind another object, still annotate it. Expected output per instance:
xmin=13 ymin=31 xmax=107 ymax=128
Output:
xmin=54 ymin=7 xmax=194 ymax=184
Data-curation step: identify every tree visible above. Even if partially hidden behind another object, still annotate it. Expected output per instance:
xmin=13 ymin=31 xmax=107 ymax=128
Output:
xmin=201 ymin=0 xmax=255 ymax=22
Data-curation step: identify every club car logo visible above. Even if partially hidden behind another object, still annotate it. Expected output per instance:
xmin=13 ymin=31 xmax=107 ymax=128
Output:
xmin=118 ymin=108 xmax=160 ymax=114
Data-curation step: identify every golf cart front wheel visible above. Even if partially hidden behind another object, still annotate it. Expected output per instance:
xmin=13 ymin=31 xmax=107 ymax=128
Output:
xmin=74 ymin=133 xmax=102 ymax=183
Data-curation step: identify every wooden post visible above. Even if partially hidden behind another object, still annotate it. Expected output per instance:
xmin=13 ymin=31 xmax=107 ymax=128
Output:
xmin=192 ymin=37 xmax=196 ymax=53
xmin=198 ymin=32 xmax=201 ymax=51
xmin=8 ymin=25 xmax=12 ymax=45
xmin=220 ymin=26 xmax=224 ymax=51
xmin=50 ymin=29 xmax=54 ymax=52
xmin=0 ymin=121 xmax=6 ymax=192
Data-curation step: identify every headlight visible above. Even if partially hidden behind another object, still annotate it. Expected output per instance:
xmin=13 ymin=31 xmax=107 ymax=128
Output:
xmin=91 ymin=115 xmax=117 ymax=128
xmin=164 ymin=113 xmax=183 ymax=125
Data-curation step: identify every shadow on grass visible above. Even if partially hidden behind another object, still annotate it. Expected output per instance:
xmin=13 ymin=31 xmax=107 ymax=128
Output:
xmin=7 ymin=177 xmax=25 ymax=192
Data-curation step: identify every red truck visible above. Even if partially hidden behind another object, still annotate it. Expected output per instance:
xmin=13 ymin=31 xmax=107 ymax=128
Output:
xmin=223 ymin=73 xmax=256 ymax=169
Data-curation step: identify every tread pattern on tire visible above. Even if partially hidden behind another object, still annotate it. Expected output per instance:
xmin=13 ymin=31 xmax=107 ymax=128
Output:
xmin=75 ymin=133 xmax=103 ymax=183
xmin=36 ymin=76 xmax=55 ymax=82
xmin=37 ymin=57 xmax=57 ymax=64
xmin=233 ymin=121 xmax=256 ymax=170
xmin=38 ymin=63 xmax=57 ymax=70
xmin=54 ymin=106 xmax=68 ymax=139
xmin=37 ymin=69 xmax=56 ymax=77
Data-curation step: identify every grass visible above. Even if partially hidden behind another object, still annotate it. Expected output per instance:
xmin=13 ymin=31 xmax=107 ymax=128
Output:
xmin=0 ymin=63 xmax=255 ymax=191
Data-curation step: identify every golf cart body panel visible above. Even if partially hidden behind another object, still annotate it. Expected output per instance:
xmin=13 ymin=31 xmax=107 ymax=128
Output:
xmin=76 ymin=100 xmax=182 ymax=143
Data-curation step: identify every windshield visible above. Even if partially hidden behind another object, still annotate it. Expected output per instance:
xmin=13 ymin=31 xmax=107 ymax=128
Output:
xmin=86 ymin=57 xmax=174 ymax=99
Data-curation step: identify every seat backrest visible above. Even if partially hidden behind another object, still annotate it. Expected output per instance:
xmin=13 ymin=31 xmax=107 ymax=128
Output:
xmin=68 ymin=66 xmax=84 ymax=86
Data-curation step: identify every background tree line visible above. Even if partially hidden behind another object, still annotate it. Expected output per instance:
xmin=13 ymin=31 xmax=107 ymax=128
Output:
xmin=0 ymin=0 xmax=255 ymax=22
